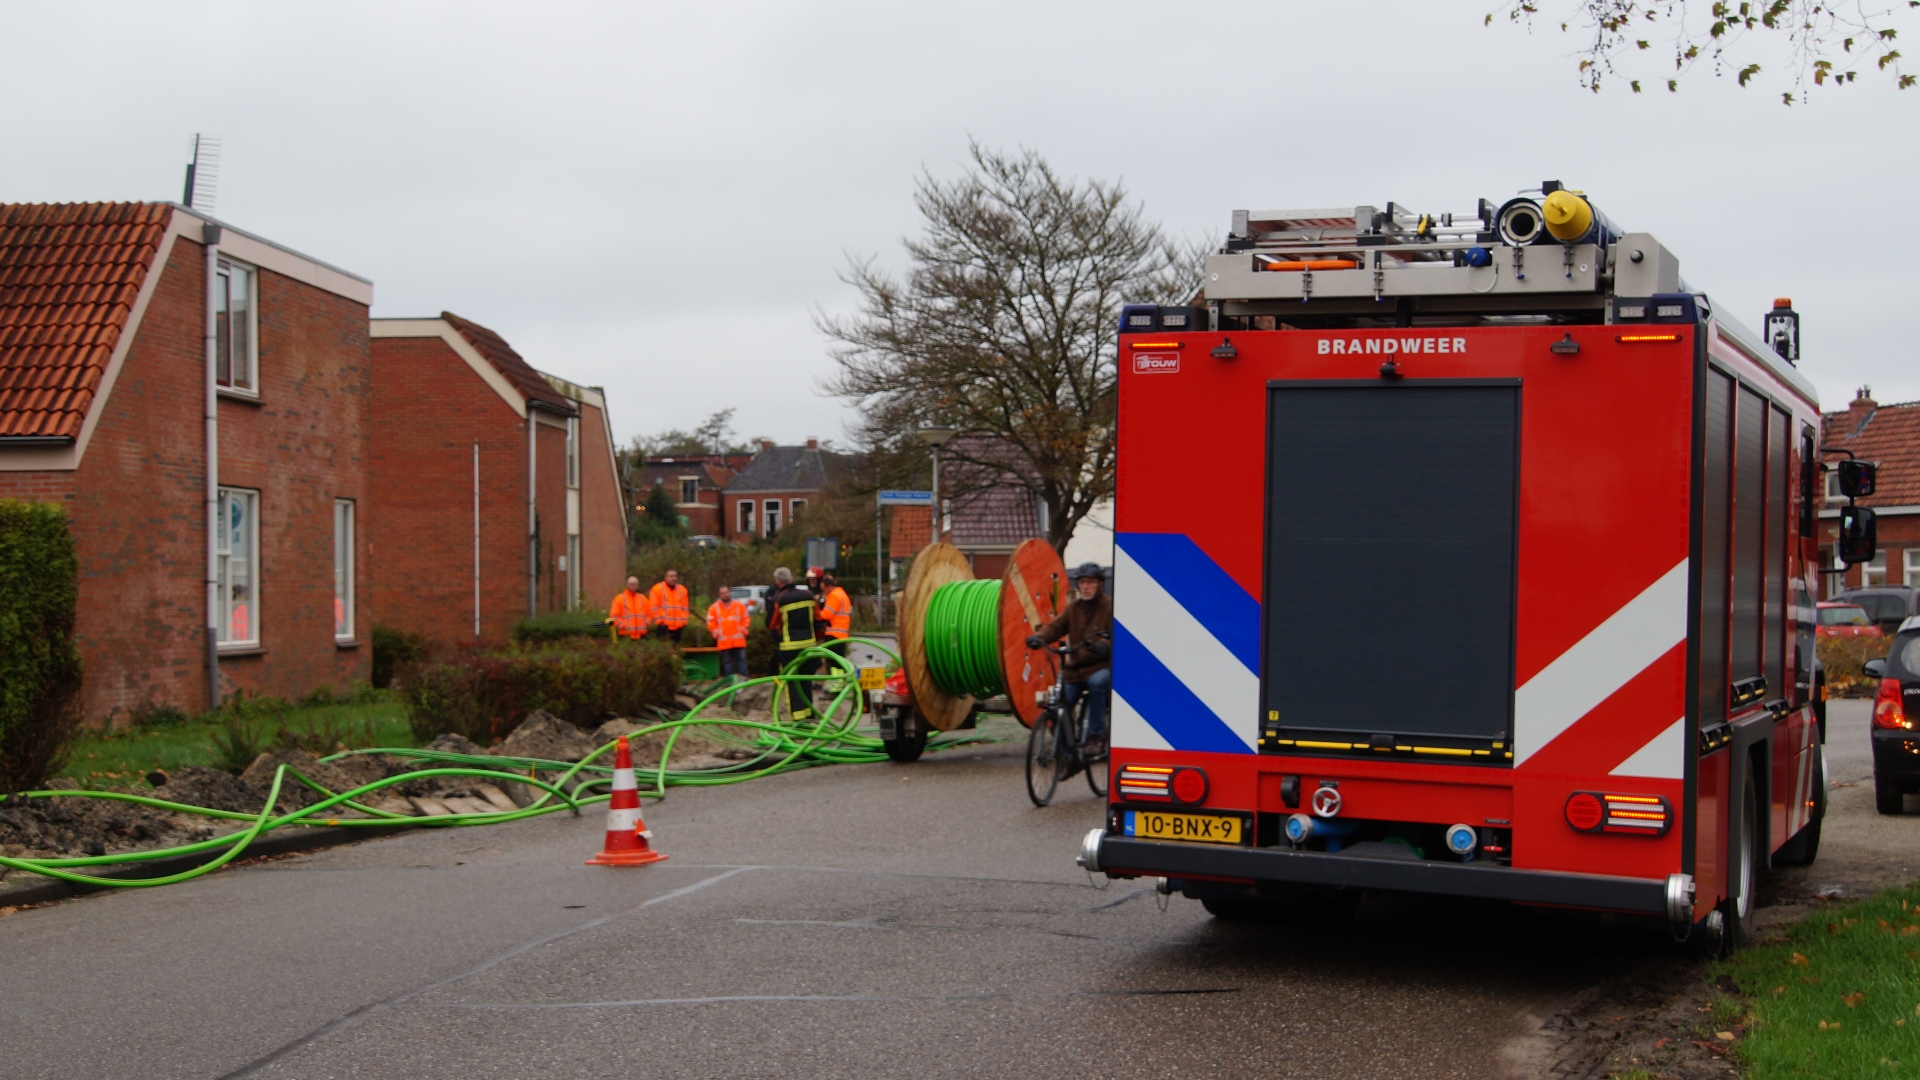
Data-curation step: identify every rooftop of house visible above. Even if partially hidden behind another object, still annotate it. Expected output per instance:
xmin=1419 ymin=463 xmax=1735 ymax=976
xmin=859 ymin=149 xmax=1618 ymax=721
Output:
xmin=1824 ymin=387 xmax=1920 ymax=507
xmin=440 ymin=311 xmax=576 ymax=415
xmin=0 ymin=202 xmax=170 ymax=440
xmin=726 ymin=439 xmax=835 ymax=493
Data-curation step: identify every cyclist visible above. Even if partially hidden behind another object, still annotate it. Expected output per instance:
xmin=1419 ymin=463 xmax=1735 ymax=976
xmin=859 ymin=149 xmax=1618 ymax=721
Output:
xmin=1025 ymin=562 xmax=1112 ymax=746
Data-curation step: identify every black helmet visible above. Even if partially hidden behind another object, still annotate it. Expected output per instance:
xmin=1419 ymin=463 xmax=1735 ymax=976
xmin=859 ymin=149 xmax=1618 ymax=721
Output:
xmin=1070 ymin=562 xmax=1105 ymax=582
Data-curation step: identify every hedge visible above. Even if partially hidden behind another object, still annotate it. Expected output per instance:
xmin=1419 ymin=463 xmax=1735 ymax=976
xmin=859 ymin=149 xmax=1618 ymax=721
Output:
xmin=400 ymin=638 xmax=682 ymax=745
xmin=0 ymin=500 xmax=85 ymax=791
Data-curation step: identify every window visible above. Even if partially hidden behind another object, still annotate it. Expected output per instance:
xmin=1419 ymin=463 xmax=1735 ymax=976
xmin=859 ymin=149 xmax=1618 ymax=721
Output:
xmin=216 ymin=488 xmax=259 ymax=646
xmin=1906 ymin=549 xmax=1920 ymax=587
xmin=567 ymin=534 xmax=582 ymax=608
xmin=789 ymin=498 xmax=806 ymax=523
xmin=680 ymin=478 xmax=699 ymax=505
xmin=215 ymin=259 xmax=256 ymax=392
xmin=1825 ymin=469 xmax=1844 ymax=503
xmin=1863 ymin=552 xmax=1888 ymax=587
xmin=565 ymin=417 xmax=580 ymax=489
xmin=737 ymin=500 xmax=754 ymax=535
xmin=333 ymin=499 xmax=355 ymax=640
xmin=763 ymin=499 xmax=781 ymax=536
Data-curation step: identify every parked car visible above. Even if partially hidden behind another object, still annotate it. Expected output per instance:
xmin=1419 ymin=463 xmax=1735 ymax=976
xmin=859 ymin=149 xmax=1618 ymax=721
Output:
xmin=729 ymin=584 xmax=772 ymax=616
xmin=1817 ymin=602 xmax=1883 ymax=638
xmin=1864 ymin=617 xmax=1920 ymax=815
xmin=1834 ymin=586 xmax=1920 ymax=636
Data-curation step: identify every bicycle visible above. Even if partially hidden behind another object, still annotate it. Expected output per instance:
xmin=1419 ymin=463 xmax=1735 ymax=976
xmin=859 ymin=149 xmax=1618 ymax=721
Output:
xmin=1025 ymin=640 xmax=1111 ymax=807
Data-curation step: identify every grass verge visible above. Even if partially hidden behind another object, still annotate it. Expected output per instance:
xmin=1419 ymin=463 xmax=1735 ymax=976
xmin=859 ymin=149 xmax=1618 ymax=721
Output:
xmin=1716 ymin=880 xmax=1920 ymax=1077
xmin=57 ymin=696 xmax=411 ymax=790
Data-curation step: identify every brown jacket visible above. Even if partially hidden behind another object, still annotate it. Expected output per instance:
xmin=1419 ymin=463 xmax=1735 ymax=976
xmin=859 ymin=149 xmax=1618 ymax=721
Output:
xmin=1034 ymin=593 xmax=1112 ymax=684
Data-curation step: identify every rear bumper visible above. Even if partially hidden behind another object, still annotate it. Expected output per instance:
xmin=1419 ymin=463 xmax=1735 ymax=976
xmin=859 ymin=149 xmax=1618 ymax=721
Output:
xmin=1095 ymin=835 xmax=1669 ymax=915
xmin=1873 ymin=729 xmax=1920 ymax=783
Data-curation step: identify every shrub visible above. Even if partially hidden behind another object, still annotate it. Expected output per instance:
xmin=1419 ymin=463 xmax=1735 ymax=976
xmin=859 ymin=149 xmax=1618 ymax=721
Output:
xmin=512 ymin=608 xmax=610 ymax=645
xmin=370 ymin=625 xmax=428 ymax=689
xmin=747 ymin=619 xmax=780 ymax=676
xmin=0 ymin=500 xmax=85 ymax=792
xmin=128 ymin=699 xmax=192 ymax=728
xmin=213 ymin=716 xmax=268 ymax=776
xmin=401 ymin=638 xmax=682 ymax=745
xmin=1819 ymin=634 xmax=1893 ymax=698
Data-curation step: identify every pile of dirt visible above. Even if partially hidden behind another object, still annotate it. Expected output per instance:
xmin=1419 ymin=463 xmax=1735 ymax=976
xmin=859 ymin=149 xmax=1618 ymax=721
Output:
xmin=152 ymin=765 xmax=260 ymax=814
xmin=0 ymin=790 xmax=216 ymax=863
xmin=497 ymin=711 xmax=598 ymax=762
xmin=239 ymin=750 xmax=372 ymax=812
xmin=425 ymin=733 xmax=483 ymax=756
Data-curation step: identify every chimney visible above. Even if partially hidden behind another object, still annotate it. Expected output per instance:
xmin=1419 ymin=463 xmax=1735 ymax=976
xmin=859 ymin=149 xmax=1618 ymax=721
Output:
xmin=805 ymin=437 xmax=818 ymax=450
xmin=759 ymin=439 xmax=774 ymax=454
xmin=1846 ymin=385 xmax=1878 ymax=435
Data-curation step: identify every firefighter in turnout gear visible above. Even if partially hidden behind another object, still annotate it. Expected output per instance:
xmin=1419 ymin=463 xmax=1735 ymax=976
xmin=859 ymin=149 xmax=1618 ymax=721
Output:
xmin=706 ymin=584 xmax=750 ymax=681
xmin=609 ymin=577 xmax=651 ymax=640
xmin=767 ymin=566 xmax=821 ymax=720
xmin=649 ymin=569 xmax=690 ymax=644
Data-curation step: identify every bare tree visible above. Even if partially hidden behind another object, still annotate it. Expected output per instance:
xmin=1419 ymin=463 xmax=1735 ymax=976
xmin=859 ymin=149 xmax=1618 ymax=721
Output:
xmin=818 ymin=142 xmax=1195 ymax=552
xmin=1493 ymin=0 xmax=1914 ymax=102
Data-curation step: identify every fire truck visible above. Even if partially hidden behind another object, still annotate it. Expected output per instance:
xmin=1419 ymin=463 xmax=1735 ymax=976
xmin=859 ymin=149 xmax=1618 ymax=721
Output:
xmin=1076 ymin=183 xmax=1880 ymax=948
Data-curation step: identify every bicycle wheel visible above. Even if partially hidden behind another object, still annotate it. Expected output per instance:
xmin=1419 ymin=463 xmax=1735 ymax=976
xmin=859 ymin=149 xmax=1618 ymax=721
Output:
xmin=1026 ymin=709 xmax=1061 ymax=807
xmin=1084 ymin=703 xmax=1109 ymax=798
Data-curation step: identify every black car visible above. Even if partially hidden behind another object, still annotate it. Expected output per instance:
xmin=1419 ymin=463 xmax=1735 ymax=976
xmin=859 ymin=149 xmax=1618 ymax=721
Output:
xmin=1865 ymin=624 xmax=1920 ymax=814
xmin=1835 ymin=586 xmax=1920 ymax=636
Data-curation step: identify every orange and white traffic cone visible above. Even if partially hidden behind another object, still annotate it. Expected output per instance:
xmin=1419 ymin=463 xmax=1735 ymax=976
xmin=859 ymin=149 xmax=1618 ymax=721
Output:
xmin=585 ymin=736 xmax=667 ymax=866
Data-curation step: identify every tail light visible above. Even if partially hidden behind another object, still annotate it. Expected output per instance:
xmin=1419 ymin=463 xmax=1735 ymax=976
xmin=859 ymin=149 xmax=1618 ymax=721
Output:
xmin=1117 ymin=765 xmax=1208 ymax=804
xmin=1565 ymin=791 xmax=1672 ymax=836
xmin=1874 ymin=676 xmax=1911 ymax=730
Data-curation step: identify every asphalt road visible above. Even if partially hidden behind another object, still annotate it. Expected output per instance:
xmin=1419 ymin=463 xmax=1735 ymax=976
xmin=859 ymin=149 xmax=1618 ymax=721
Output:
xmin=1 ymin=703 xmax=1911 ymax=1079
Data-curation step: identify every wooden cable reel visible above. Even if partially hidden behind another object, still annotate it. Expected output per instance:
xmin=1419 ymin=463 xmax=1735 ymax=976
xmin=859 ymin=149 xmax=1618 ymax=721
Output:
xmin=898 ymin=538 xmax=1067 ymax=731
xmin=897 ymin=542 xmax=976 ymax=731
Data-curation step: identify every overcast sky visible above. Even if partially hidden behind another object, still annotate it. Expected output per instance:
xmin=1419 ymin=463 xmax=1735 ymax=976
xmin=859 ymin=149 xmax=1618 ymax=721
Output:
xmin=3 ymin=2 xmax=1912 ymax=447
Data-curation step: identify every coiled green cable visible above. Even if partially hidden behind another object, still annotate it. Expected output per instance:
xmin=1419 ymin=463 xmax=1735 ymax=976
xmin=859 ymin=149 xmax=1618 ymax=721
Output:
xmin=924 ymin=580 xmax=1006 ymax=699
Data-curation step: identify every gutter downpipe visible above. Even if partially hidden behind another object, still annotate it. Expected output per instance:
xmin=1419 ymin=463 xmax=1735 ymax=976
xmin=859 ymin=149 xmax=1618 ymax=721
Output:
xmin=202 ymin=222 xmax=222 ymax=711
xmin=528 ymin=410 xmax=537 ymax=618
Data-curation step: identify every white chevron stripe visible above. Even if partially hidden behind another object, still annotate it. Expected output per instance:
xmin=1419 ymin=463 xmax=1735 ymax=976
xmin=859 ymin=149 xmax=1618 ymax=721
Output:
xmin=1113 ymin=546 xmax=1259 ymax=752
xmin=1609 ymin=718 xmax=1686 ymax=780
xmin=1514 ymin=560 xmax=1689 ymax=766
xmin=1112 ymin=690 xmax=1173 ymax=751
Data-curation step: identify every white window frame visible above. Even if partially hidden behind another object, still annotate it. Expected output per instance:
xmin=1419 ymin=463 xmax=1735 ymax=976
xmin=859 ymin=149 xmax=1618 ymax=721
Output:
xmin=334 ymin=498 xmax=355 ymax=641
xmin=679 ymin=477 xmax=700 ymax=505
xmin=789 ymin=498 xmax=806 ymax=522
xmin=215 ymin=257 xmax=258 ymax=395
xmin=1863 ymin=551 xmax=1888 ymax=588
xmin=1824 ymin=469 xmax=1844 ymax=503
xmin=763 ymin=499 xmax=781 ymax=536
xmin=216 ymin=487 xmax=260 ymax=648
xmin=737 ymin=499 xmax=754 ymax=535
xmin=565 ymin=417 xmax=580 ymax=489
xmin=1906 ymin=549 xmax=1920 ymax=587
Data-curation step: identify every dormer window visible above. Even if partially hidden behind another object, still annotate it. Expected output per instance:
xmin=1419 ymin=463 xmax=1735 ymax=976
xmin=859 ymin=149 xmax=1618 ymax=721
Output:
xmin=215 ymin=258 xmax=256 ymax=392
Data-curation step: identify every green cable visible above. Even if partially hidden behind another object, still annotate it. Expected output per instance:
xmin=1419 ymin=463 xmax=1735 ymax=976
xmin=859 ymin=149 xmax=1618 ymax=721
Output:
xmin=0 ymin=637 xmax=999 ymax=890
xmin=923 ymin=580 xmax=1005 ymax=699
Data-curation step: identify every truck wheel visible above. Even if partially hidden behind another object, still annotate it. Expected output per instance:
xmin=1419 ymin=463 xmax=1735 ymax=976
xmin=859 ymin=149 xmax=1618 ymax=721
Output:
xmin=1774 ymin=750 xmax=1824 ymax=866
xmin=883 ymin=731 xmax=928 ymax=763
xmin=1877 ymin=777 xmax=1905 ymax=815
xmin=1725 ymin=770 xmax=1760 ymax=951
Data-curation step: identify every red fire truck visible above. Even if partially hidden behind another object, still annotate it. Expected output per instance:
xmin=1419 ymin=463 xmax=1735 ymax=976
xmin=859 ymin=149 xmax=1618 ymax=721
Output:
xmin=1077 ymin=184 xmax=1880 ymax=948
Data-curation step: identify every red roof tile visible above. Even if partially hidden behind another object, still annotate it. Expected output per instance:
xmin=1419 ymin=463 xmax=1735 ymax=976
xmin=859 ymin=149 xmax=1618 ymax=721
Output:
xmin=1824 ymin=392 xmax=1920 ymax=507
xmin=440 ymin=311 xmax=575 ymax=415
xmin=0 ymin=202 xmax=170 ymax=439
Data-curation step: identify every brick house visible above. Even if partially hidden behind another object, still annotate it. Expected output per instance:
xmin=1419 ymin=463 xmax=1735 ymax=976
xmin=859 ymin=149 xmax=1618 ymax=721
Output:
xmin=885 ymin=486 xmax=1041 ymax=580
xmin=0 ymin=202 xmax=372 ymax=719
xmin=1821 ymin=387 xmax=1920 ymax=595
xmin=630 ymin=453 xmax=746 ymax=537
xmin=720 ymin=438 xmax=837 ymax=542
xmin=367 ymin=313 xmax=626 ymax=641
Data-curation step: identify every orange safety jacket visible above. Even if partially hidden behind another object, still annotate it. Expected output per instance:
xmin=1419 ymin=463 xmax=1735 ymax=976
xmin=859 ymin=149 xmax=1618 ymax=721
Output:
xmin=706 ymin=599 xmax=749 ymax=649
xmin=609 ymin=588 xmax=652 ymax=639
xmin=649 ymin=582 xmax=690 ymax=629
xmin=821 ymin=586 xmax=852 ymax=639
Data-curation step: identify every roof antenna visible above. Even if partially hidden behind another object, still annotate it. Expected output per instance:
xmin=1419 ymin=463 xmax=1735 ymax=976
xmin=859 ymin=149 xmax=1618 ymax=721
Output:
xmin=183 ymin=134 xmax=220 ymax=211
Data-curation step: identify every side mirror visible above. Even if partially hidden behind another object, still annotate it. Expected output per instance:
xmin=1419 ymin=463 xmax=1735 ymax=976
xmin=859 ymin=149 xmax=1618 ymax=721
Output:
xmin=1840 ymin=504 xmax=1878 ymax=564
xmin=1838 ymin=458 xmax=1877 ymax=498
xmin=1865 ymin=658 xmax=1887 ymax=680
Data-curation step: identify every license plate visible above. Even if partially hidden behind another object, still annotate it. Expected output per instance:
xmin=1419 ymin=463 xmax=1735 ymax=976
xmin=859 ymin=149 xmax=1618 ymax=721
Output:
xmin=1123 ymin=810 xmax=1243 ymax=845
xmin=858 ymin=666 xmax=887 ymax=691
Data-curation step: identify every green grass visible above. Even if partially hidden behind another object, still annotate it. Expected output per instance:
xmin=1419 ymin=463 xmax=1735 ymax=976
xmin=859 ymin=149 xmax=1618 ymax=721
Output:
xmin=1717 ymin=881 xmax=1920 ymax=1077
xmin=55 ymin=696 xmax=412 ymax=790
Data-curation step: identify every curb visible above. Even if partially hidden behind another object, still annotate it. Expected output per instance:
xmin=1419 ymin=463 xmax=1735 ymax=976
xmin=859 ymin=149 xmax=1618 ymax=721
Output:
xmin=0 ymin=822 xmax=417 ymax=909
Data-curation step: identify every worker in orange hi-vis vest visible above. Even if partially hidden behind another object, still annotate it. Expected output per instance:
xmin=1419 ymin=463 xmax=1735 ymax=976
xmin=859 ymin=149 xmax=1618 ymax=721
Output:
xmin=817 ymin=569 xmax=853 ymax=654
xmin=649 ymin=568 xmax=690 ymax=644
xmin=609 ymin=576 xmax=652 ymax=641
xmin=706 ymin=584 xmax=750 ymax=682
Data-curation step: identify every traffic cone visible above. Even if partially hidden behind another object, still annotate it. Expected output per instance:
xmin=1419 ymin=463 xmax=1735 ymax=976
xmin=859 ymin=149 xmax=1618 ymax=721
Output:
xmin=585 ymin=736 xmax=667 ymax=866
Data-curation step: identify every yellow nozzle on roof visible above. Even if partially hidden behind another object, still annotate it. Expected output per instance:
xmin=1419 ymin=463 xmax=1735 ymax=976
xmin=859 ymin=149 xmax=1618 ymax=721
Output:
xmin=1542 ymin=189 xmax=1593 ymax=242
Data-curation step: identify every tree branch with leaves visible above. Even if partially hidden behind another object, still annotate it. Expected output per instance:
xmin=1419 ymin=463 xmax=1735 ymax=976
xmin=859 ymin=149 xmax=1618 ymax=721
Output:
xmin=817 ymin=142 xmax=1197 ymax=552
xmin=1493 ymin=0 xmax=1914 ymax=102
